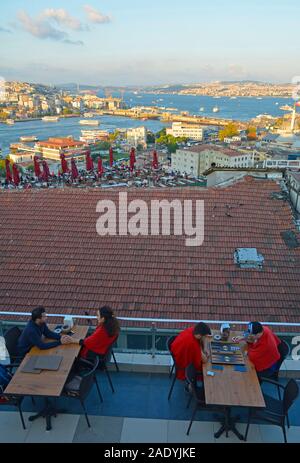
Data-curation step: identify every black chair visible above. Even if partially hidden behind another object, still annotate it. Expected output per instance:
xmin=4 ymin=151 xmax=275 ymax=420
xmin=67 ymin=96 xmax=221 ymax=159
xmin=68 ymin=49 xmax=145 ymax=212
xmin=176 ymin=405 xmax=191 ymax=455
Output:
xmin=167 ymin=336 xmax=187 ymax=400
xmin=245 ymin=378 xmax=299 ymax=443
xmin=1 ymin=363 xmax=26 ymax=430
xmin=97 ymin=343 xmax=118 ymax=394
xmin=62 ymin=357 xmax=103 ymax=428
xmin=185 ymin=363 xmax=225 ymax=436
xmin=260 ymin=340 xmax=290 ymax=400
xmin=167 ymin=336 xmax=177 ymax=378
xmin=4 ymin=327 xmax=23 ymax=365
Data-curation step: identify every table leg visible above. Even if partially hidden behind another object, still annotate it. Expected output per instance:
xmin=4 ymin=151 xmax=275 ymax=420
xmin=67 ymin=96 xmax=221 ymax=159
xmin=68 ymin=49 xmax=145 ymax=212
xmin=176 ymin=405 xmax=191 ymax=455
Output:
xmin=214 ymin=408 xmax=244 ymax=441
xmin=28 ymin=397 xmax=65 ymax=431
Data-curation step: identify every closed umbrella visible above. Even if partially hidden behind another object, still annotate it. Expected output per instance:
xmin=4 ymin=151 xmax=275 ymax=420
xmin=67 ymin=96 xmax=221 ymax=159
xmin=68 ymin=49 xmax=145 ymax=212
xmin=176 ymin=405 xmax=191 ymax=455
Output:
xmin=5 ymin=159 xmax=12 ymax=183
xmin=33 ymin=156 xmax=41 ymax=178
xmin=152 ymin=150 xmax=159 ymax=169
xmin=86 ymin=151 xmax=94 ymax=171
xmin=60 ymin=153 xmax=69 ymax=174
xmin=109 ymin=147 xmax=114 ymax=167
xmin=42 ymin=160 xmax=50 ymax=182
xmin=12 ymin=163 xmax=20 ymax=186
xmin=129 ymin=147 xmax=136 ymax=172
xmin=71 ymin=158 xmax=79 ymax=180
xmin=97 ymin=157 xmax=104 ymax=177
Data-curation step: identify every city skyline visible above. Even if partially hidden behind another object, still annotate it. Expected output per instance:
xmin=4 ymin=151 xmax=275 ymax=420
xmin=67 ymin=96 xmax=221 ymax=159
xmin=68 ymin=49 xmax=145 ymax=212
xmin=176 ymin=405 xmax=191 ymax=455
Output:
xmin=0 ymin=0 xmax=300 ymax=86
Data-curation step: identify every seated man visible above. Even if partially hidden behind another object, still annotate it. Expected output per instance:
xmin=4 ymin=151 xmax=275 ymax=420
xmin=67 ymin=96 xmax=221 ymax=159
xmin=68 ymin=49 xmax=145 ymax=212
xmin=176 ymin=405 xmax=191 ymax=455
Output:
xmin=243 ymin=321 xmax=281 ymax=380
xmin=170 ymin=322 xmax=211 ymax=380
xmin=17 ymin=306 xmax=72 ymax=357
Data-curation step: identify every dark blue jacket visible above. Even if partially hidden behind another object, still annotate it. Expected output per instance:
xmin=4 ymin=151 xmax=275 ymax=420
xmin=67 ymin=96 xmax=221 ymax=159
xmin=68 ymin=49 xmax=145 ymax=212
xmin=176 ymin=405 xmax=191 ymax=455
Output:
xmin=17 ymin=320 xmax=61 ymax=357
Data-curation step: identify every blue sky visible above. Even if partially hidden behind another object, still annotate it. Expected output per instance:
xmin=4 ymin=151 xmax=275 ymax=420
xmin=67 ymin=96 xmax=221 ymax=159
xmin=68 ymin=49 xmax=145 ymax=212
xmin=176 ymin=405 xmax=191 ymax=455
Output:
xmin=0 ymin=0 xmax=299 ymax=85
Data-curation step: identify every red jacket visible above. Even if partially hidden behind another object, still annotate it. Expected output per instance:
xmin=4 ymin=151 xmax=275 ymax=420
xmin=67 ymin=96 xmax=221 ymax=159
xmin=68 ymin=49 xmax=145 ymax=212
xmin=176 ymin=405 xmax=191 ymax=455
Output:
xmin=170 ymin=327 xmax=202 ymax=380
xmin=248 ymin=326 xmax=281 ymax=372
xmin=80 ymin=325 xmax=118 ymax=359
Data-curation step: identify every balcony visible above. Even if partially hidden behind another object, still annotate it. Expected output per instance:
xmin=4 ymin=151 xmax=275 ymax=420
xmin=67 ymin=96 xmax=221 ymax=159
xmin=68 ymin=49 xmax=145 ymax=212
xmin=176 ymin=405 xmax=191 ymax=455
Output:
xmin=1 ymin=313 xmax=300 ymax=443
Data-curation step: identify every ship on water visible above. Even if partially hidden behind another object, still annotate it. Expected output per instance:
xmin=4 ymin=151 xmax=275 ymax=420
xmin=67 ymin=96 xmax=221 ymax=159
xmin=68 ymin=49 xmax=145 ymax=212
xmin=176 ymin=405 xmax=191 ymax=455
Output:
xmin=6 ymin=119 xmax=15 ymax=125
xmin=42 ymin=116 xmax=60 ymax=122
xmin=80 ymin=129 xmax=109 ymax=143
xmin=79 ymin=119 xmax=99 ymax=126
xmin=20 ymin=136 xmax=39 ymax=142
xmin=212 ymin=107 xmax=220 ymax=113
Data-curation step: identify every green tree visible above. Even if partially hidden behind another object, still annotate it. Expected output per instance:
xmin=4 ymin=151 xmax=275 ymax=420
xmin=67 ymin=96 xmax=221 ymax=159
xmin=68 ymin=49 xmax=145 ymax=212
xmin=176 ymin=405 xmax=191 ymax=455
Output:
xmin=219 ymin=123 xmax=239 ymax=141
xmin=147 ymin=132 xmax=155 ymax=144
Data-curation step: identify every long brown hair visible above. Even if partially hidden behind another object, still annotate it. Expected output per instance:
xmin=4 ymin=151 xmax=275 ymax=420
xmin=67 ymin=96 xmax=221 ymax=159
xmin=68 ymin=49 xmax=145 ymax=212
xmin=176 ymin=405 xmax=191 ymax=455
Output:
xmin=99 ymin=306 xmax=120 ymax=337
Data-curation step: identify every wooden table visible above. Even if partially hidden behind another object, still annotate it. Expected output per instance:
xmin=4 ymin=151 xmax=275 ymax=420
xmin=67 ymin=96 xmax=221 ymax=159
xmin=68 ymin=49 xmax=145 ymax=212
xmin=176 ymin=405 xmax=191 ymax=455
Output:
xmin=5 ymin=324 xmax=89 ymax=430
xmin=203 ymin=331 xmax=266 ymax=440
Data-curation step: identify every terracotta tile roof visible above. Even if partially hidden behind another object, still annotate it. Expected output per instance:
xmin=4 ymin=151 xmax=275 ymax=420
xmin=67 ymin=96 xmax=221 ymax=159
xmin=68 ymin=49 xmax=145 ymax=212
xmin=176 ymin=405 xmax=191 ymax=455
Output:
xmin=37 ymin=137 xmax=86 ymax=149
xmin=0 ymin=178 xmax=299 ymax=329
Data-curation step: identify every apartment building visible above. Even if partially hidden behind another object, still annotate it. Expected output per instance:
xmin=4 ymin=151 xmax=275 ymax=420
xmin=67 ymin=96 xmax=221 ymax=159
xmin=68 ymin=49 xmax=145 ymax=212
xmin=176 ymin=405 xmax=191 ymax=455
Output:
xmin=166 ymin=122 xmax=204 ymax=140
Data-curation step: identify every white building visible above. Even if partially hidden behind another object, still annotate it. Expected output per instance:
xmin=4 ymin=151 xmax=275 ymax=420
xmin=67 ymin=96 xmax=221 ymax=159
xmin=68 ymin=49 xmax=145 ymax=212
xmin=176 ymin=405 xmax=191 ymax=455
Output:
xmin=171 ymin=145 xmax=256 ymax=176
xmin=127 ymin=126 xmax=147 ymax=148
xmin=166 ymin=122 xmax=204 ymax=141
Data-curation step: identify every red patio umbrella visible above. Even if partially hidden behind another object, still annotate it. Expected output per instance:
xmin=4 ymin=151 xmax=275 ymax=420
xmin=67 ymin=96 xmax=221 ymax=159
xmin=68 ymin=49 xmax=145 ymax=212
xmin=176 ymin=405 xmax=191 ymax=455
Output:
xmin=42 ymin=160 xmax=50 ymax=182
xmin=109 ymin=147 xmax=114 ymax=167
xmin=152 ymin=150 xmax=159 ymax=169
xmin=5 ymin=159 xmax=12 ymax=183
xmin=129 ymin=147 xmax=136 ymax=172
xmin=12 ymin=163 xmax=20 ymax=186
xmin=85 ymin=151 xmax=94 ymax=171
xmin=71 ymin=158 xmax=79 ymax=180
xmin=97 ymin=157 xmax=104 ymax=177
xmin=33 ymin=156 xmax=41 ymax=178
xmin=60 ymin=153 xmax=69 ymax=174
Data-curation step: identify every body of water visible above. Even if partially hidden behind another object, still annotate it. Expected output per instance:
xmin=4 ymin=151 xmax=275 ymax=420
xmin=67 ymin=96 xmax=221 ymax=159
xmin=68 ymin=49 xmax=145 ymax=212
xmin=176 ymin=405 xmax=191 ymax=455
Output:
xmin=0 ymin=92 xmax=294 ymax=155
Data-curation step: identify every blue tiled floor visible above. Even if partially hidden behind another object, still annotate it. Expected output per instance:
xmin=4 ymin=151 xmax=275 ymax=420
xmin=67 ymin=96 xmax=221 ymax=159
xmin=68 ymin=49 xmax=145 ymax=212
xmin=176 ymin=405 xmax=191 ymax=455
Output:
xmin=3 ymin=372 xmax=300 ymax=426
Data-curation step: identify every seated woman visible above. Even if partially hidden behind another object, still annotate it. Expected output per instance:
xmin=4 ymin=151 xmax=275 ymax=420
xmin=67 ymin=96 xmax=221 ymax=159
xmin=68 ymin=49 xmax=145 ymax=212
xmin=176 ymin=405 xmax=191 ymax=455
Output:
xmin=73 ymin=306 xmax=120 ymax=361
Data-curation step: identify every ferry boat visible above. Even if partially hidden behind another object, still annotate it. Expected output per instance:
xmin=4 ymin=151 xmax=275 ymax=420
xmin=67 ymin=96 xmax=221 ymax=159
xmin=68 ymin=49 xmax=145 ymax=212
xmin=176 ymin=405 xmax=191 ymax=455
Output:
xmin=80 ymin=129 xmax=108 ymax=142
xmin=79 ymin=119 xmax=99 ymax=126
xmin=42 ymin=116 xmax=59 ymax=122
xmin=280 ymin=105 xmax=293 ymax=111
xmin=212 ymin=107 xmax=220 ymax=113
xmin=20 ymin=136 xmax=39 ymax=142
xmin=199 ymin=107 xmax=205 ymax=112
xmin=6 ymin=119 xmax=15 ymax=125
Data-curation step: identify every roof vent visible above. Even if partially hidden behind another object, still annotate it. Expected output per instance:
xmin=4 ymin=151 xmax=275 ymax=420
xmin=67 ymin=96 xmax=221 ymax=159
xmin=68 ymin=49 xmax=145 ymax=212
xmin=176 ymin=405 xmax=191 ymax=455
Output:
xmin=234 ymin=248 xmax=264 ymax=269
xmin=281 ymin=230 xmax=300 ymax=249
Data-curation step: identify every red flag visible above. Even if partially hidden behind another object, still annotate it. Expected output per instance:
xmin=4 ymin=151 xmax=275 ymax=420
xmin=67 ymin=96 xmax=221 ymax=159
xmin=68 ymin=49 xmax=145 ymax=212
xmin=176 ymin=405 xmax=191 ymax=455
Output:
xmin=109 ymin=147 xmax=114 ymax=167
xmin=71 ymin=158 xmax=79 ymax=179
xmin=86 ymin=151 xmax=94 ymax=171
xmin=34 ymin=156 xmax=41 ymax=178
xmin=5 ymin=159 xmax=12 ymax=183
xmin=152 ymin=150 xmax=159 ymax=169
xmin=60 ymin=153 xmax=69 ymax=174
xmin=98 ymin=157 xmax=104 ymax=176
xmin=12 ymin=163 xmax=20 ymax=186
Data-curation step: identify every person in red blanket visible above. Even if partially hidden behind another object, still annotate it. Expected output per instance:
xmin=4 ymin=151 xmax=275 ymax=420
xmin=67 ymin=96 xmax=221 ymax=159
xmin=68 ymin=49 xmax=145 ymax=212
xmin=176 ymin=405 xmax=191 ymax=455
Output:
xmin=72 ymin=306 xmax=120 ymax=361
xmin=243 ymin=321 xmax=281 ymax=381
xmin=170 ymin=322 xmax=212 ymax=380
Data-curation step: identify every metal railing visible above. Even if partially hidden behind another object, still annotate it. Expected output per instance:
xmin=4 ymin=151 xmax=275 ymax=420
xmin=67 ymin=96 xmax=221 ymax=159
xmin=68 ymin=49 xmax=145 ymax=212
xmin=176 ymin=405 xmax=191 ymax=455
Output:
xmin=1 ymin=311 xmax=300 ymax=358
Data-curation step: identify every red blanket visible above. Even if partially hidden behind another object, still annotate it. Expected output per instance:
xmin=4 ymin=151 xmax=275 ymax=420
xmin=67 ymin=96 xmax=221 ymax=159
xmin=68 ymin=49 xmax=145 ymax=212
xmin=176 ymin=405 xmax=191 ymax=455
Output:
xmin=248 ymin=326 xmax=280 ymax=372
xmin=170 ymin=327 xmax=203 ymax=379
